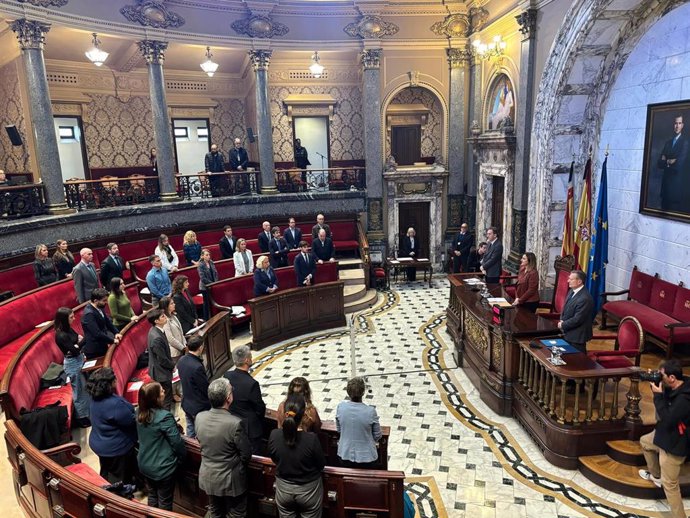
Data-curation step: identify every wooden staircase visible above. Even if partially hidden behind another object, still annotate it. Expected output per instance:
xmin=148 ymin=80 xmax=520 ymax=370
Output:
xmin=338 ymin=260 xmax=377 ymax=314
xmin=579 ymin=440 xmax=690 ymax=498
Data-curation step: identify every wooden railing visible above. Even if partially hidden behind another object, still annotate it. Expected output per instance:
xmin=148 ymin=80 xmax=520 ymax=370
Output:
xmin=0 ymin=183 xmax=47 ymax=219
xmin=64 ymin=176 xmax=160 ymax=210
xmin=176 ymin=171 xmax=259 ymax=199
xmin=275 ymin=167 xmax=366 ymax=193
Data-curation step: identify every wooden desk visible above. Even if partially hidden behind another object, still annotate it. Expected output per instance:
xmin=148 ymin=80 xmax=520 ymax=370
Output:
xmin=248 ymin=281 xmax=346 ymax=350
xmin=386 ymin=258 xmax=432 ymax=287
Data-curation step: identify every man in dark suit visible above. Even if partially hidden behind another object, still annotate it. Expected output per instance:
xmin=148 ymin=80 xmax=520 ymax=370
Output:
xmin=268 ymin=227 xmax=289 ymax=268
xmin=312 ymin=228 xmax=335 ymax=264
xmin=480 ymin=227 xmax=503 ymax=283
xmin=558 ymin=270 xmax=594 ymax=353
xmin=177 ymin=336 xmax=211 ymax=438
xmin=311 ymin=213 xmax=331 ymax=239
xmin=228 ymin=138 xmax=249 ymax=171
xmin=467 ymin=242 xmax=488 ymax=273
xmin=294 ymin=241 xmax=317 ymax=286
xmin=283 ymin=217 xmax=302 ymax=250
xmin=195 ymin=377 xmax=251 ymax=518
xmin=73 ymin=247 xmax=100 ymax=303
xmin=100 ymin=242 xmax=128 ymax=289
xmin=401 ymin=227 xmax=420 ymax=281
xmin=223 ymin=346 xmax=266 ymax=454
xmin=81 ymin=288 xmax=122 ymax=359
xmin=258 ymin=221 xmax=272 ymax=253
xmin=452 ymin=223 xmax=473 ymax=273
xmin=218 ymin=225 xmax=236 ymax=259
xmin=147 ymin=309 xmax=176 ymax=411
xmin=657 ymin=115 xmax=689 ymax=212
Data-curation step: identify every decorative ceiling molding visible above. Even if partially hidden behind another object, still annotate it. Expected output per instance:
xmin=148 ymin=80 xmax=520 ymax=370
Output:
xmin=469 ymin=6 xmax=489 ymax=33
xmin=344 ymin=16 xmax=399 ymax=39
xmin=430 ymin=13 xmax=470 ymax=38
xmin=120 ymin=1 xmax=186 ymax=29
xmin=231 ymin=14 xmax=288 ymax=38
xmin=17 ymin=0 xmax=68 ymax=7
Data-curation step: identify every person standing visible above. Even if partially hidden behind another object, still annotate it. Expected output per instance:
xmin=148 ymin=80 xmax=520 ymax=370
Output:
xmin=229 ymin=137 xmax=249 ymax=171
xmin=233 ymin=238 xmax=254 ymax=277
xmin=452 ymin=223 xmax=473 ymax=273
xmin=198 ymin=248 xmax=218 ymax=321
xmin=253 ymin=256 xmax=278 ymax=297
xmin=154 ymin=234 xmax=179 ymax=274
xmin=33 ymin=243 xmax=57 ymax=287
xmin=73 ymin=248 xmax=100 ymax=303
xmin=400 ymin=227 xmax=419 ymax=281
xmin=258 ymin=220 xmax=272 ymax=253
xmin=159 ymin=296 xmax=186 ymax=403
xmin=480 ymin=227 xmax=503 ymax=284
xmin=657 ymin=115 xmax=689 ymax=212
xmin=81 ymin=288 xmax=122 ymax=359
xmin=53 ymin=239 xmax=75 ymax=280
xmin=108 ymin=277 xmax=140 ymax=331
xmin=336 ymin=377 xmax=382 ymax=469
xmin=177 ymin=336 xmax=211 ymax=438
xmin=467 ymin=242 xmax=487 ymax=273
xmin=171 ymin=275 xmax=200 ymax=334
xmin=224 ymin=346 xmax=266 ymax=454
xmin=195 ymin=378 xmax=251 ymax=518
xmin=269 ymin=227 xmax=289 ymax=268
xmin=54 ymin=307 xmax=90 ymax=427
xmin=557 ymin=270 xmax=594 ymax=353
xmin=311 ymin=213 xmax=331 ymax=240
xmin=183 ymin=230 xmax=202 ymax=267
xmin=512 ymin=252 xmax=540 ymax=313
xmin=146 ymin=255 xmax=172 ymax=308
xmin=268 ymin=394 xmax=325 ymax=518
xmin=312 ymin=229 xmax=335 ymax=264
xmin=294 ymin=241 xmax=317 ymax=287
xmin=639 ymin=359 xmax=690 ymax=518
xmin=284 ymin=217 xmax=303 ymax=250
xmin=205 ymin=143 xmax=227 ymax=197
xmin=100 ymin=243 xmax=128 ymax=289
xmin=219 ymin=225 xmax=236 ymax=259
xmin=147 ymin=309 xmax=176 ymax=411
xmin=294 ymin=138 xmax=311 ymax=183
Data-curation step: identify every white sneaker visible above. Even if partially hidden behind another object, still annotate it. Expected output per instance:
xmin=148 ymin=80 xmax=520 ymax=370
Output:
xmin=638 ymin=469 xmax=662 ymax=488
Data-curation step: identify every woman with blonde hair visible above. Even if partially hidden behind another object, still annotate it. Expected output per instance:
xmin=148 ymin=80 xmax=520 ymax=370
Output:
xmin=277 ymin=377 xmax=322 ymax=432
xmin=183 ymin=230 xmax=202 ymax=267
xmin=512 ymin=251 xmax=540 ymax=313
xmin=53 ymin=239 xmax=75 ymax=280
xmin=34 ymin=243 xmax=57 ymax=286
xmin=233 ymin=238 xmax=254 ymax=276
xmin=253 ymin=255 xmax=278 ymax=297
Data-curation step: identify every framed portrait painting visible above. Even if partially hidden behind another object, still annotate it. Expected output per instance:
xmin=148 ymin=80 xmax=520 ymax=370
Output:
xmin=640 ymin=100 xmax=690 ymax=222
xmin=486 ymin=74 xmax=515 ymax=131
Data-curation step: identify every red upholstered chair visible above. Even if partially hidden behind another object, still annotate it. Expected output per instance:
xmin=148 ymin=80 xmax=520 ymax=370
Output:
xmin=588 ymin=316 xmax=645 ymax=368
xmin=538 ymin=254 xmax=576 ymax=320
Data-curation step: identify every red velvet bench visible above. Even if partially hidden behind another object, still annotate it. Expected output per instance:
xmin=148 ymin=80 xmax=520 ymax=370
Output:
xmin=105 ymin=315 xmax=153 ymax=406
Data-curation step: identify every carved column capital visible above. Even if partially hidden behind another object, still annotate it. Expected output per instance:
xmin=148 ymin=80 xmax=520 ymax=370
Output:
xmin=249 ymin=49 xmax=272 ymax=70
xmin=11 ymin=19 xmax=51 ymax=50
xmin=516 ymin=9 xmax=537 ymax=39
xmin=361 ymin=49 xmax=383 ymax=70
xmin=138 ymin=40 xmax=168 ymax=65
xmin=447 ymin=48 xmax=472 ymax=69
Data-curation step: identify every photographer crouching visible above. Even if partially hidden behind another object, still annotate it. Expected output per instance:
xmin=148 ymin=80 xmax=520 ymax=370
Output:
xmin=639 ymin=359 xmax=690 ymax=518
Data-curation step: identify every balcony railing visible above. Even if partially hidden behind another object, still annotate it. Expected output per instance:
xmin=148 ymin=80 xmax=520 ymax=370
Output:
xmin=0 ymin=184 xmax=47 ymax=219
xmin=275 ymin=167 xmax=366 ymax=193
xmin=176 ymin=171 xmax=259 ymax=200
xmin=64 ymin=175 xmax=160 ymax=210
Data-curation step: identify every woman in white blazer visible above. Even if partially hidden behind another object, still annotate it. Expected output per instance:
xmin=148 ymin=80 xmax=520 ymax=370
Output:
xmin=233 ymin=238 xmax=254 ymax=277
xmin=154 ymin=234 xmax=179 ymax=273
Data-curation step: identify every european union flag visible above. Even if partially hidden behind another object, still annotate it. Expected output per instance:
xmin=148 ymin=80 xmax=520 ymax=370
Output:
xmin=586 ymin=156 xmax=608 ymax=320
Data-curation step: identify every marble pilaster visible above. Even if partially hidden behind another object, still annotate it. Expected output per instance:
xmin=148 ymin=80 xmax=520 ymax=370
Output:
xmin=361 ymin=49 xmax=384 ymax=241
xmin=11 ymin=19 xmax=70 ymax=214
xmin=446 ymin=48 xmax=471 ymax=233
xmin=466 ymin=52 xmax=483 ymax=230
xmin=250 ymin=50 xmax=277 ymax=194
xmin=138 ymin=40 xmax=178 ymax=202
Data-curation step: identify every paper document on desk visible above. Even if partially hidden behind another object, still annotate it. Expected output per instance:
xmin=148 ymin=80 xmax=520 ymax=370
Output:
xmin=390 ymin=260 xmax=400 ymax=265
xmin=416 ymin=258 xmax=429 ymax=262
xmin=186 ymin=322 xmax=207 ymax=336
xmin=231 ymin=305 xmax=246 ymax=316
xmin=397 ymin=257 xmax=414 ymax=262
xmin=487 ymin=297 xmax=509 ymax=304
xmin=463 ymin=277 xmax=483 ymax=285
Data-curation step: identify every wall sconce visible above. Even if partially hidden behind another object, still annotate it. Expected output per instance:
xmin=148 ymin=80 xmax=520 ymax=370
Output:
xmin=309 ymin=51 xmax=324 ymax=78
xmin=472 ymin=35 xmax=506 ymax=61
xmin=85 ymin=33 xmax=109 ymax=67
xmin=200 ymin=46 xmax=219 ymax=77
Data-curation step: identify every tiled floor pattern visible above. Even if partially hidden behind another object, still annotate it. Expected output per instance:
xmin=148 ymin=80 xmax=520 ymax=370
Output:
xmin=251 ymin=277 xmax=683 ymax=518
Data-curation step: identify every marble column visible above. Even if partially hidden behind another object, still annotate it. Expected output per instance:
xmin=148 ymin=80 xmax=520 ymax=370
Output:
xmin=10 ymin=19 xmax=71 ymax=214
xmin=361 ymin=49 xmax=385 ymax=244
xmin=509 ymin=8 xmax=538 ymax=268
xmin=249 ymin=50 xmax=277 ymax=194
xmin=465 ymin=52 xmax=483 ymax=230
xmin=446 ymin=47 xmax=471 ymax=236
xmin=138 ymin=40 xmax=178 ymax=202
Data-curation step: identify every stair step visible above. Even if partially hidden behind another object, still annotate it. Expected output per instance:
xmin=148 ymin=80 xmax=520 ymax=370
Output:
xmin=606 ymin=440 xmax=645 ymax=466
xmin=345 ymin=289 xmax=378 ymax=314
xmin=339 ymin=269 xmax=365 ymax=286
xmin=344 ymin=284 xmax=367 ymax=303
xmin=579 ymin=455 xmax=690 ymax=499
xmin=338 ymin=258 xmax=364 ymax=269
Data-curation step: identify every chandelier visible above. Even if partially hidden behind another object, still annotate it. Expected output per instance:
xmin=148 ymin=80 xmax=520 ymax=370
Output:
xmin=472 ymin=35 xmax=506 ymax=61
xmin=200 ymin=46 xmax=219 ymax=77
xmin=309 ymin=51 xmax=324 ymax=78
xmin=85 ymin=33 xmax=109 ymax=67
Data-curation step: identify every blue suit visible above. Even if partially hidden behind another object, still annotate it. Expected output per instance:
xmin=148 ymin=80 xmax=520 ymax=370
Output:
xmin=294 ymin=252 xmax=317 ymax=286
xmin=283 ymin=227 xmax=303 ymax=249
xmin=253 ymin=268 xmax=278 ymax=297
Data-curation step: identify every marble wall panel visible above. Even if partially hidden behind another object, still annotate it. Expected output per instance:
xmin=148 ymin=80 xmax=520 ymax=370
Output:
xmin=550 ymin=211 xmax=565 ymax=241
xmin=567 ymin=56 xmax=604 ymax=84
xmin=550 ymin=172 xmax=569 ymax=202
xmin=0 ymin=60 xmax=30 ymax=174
xmin=269 ymin=85 xmax=364 ymax=163
xmin=552 ymin=134 xmax=580 ymax=164
xmin=386 ymin=87 xmax=443 ymax=160
xmin=556 ymin=95 xmax=588 ymax=125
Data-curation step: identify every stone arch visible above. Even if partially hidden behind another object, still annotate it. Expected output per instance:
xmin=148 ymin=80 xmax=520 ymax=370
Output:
xmin=528 ymin=0 xmax=687 ymax=279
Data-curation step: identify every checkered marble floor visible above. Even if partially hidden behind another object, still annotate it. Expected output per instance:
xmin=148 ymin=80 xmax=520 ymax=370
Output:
xmin=250 ymin=277 xmax=685 ymax=518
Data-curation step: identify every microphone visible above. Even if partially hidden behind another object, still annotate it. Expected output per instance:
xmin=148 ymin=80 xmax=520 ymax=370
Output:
xmin=315 ymin=152 xmax=326 ymax=159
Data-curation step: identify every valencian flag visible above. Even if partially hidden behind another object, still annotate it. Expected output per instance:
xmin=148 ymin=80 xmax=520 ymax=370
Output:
xmin=573 ymin=157 xmax=592 ymax=271
xmin=561 ymin=161 xmax=575 ymax=257
xmin=586 ymin=156 xmax=609 ymax=318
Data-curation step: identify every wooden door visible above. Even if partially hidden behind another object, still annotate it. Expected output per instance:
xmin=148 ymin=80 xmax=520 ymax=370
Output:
xmin=491 ymin=176 xmax=505 ymax=238
xmin=398 ymin=202 xmax=430 ymax=257
xmin=391 ymin=125 xmax=421 ymax=165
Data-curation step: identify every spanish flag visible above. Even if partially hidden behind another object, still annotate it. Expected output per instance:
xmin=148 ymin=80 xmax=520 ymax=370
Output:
xmin=560 ymin=162 xmax=575 ymax=257
xmin=573 ymin=157 xmax=592 ymax=271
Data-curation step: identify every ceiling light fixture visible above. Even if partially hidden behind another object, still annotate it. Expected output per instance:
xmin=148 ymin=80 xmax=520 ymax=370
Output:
xmin=200 ymin=46 xmax=219 ymax=77
xmin=85 ymin=33 xmax=109 ymax=67
xmin=472 ymin=34 xmax=506 ymax=61
xmin=309 ymin=51 xmax=324 ymax=78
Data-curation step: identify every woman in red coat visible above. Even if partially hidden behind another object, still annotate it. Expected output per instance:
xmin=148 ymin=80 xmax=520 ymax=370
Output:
xmin=512 ymin=252 xmax=540 ymax=313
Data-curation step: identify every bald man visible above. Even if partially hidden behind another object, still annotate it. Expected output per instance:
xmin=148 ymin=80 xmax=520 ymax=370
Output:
xmin=73 ymin=248 xmax=100 ymax=303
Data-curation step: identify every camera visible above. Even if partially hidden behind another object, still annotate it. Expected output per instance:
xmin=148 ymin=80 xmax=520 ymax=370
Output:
xmin=639 ymin=370 xmax=662 ymax=383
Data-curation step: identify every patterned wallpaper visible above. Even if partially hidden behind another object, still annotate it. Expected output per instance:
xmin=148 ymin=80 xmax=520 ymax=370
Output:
xmin=0 ymin=60 xmax=30 ymax=174
xmin=83 ymin=94 xmax=155 ymax=168
xmin=269 ymin=85 xmax=364 ymax=162
xmin=387 ymin=87 xmax=443 ymax=159
xmin=210 ymin=98 xmax=246 ymax=155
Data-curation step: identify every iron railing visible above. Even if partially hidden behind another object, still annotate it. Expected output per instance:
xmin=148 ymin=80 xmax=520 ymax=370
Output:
xmin=176 ymin=171 xmax=259 ymax=199
xmin=0 ymin=184 xmax=47 ymax=219
xmin=275 ymin=167 xmax=366 ymax=193
xmin=64 ymin=176 xmax=160 ymax=210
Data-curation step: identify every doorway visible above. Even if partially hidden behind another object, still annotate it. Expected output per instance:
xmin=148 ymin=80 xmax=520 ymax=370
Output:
xmin=172 ymin=118 xmax=210 ymax=174
xmin=398 ymin=202 xmax=430 ymax=257
xmin=53 ymin=116 xmax=89 ymax=181
xmin=391 ymin=125 xmax=421 ymax=165
xmin=293 ymin=116 xmax=330 ymax=191
xmin=491 ymin=176 xmax=505 ymax=238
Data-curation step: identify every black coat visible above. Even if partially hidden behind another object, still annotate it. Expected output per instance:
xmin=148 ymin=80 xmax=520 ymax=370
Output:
xmin=177 ymin=353 xmax=211 ymax=418
xmin=401 ymin=235 xmax=419 ymax=258
xmin=219 ymin=236 xmax=236 ymax=259
xmin=100 ymin=254 xmax=125 ymax=288
xmin=268 ymin=238 xmax=289 ymax=268
xmin=312 ymin=238 xmax=334 ymax=262
xmin=294 ymin=252 xmax=317 ymax=286
xmin=173 ymin=290 xmax=197 ymax=334
xmin=148 ymin=326 xmax=175 ymax=383
xmin=283 ymin=227 xmax=303 ymax=249
xmin=653 ymin=382 xmax=690 ymax=457
xmin=81 ymin=303 xmax=118 ymax=359
xmin=258 ymin=231 xmax=272 ymax=253
xmin=229 ymin=147 xmax=249 ymax=170
xmin=224 ymin=368 xmax=266 ymax=441
xmin=560 ymin=288 xmax=594 ymax=348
